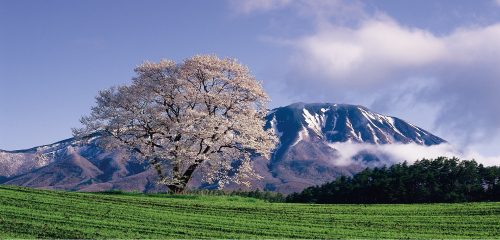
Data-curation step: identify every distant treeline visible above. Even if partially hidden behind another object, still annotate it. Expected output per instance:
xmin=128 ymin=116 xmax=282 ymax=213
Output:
xmin=178 ymin=188 xmax=287 ymax=203
xmin=286 ymin=157 xmax=500 ymax=204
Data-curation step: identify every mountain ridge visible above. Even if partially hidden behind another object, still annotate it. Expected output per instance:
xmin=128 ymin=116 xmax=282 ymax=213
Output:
xmin=1 ymin=102 xmax=446 ymax=194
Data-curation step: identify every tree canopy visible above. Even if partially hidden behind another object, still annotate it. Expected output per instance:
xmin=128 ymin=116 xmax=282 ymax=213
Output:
xmin=73 ymin=54 xmax=278 ymax=193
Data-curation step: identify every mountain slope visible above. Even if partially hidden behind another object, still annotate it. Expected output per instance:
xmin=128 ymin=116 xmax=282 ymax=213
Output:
xmin=4 ymin=153 xmax=103 ymax=189
xmin=266 ymin=103 xmax=444 ymax=148
xmin=0 ymin=102 xmax=446 ymax=194
xmin=253 ymin=103 xmax=447 ymax=193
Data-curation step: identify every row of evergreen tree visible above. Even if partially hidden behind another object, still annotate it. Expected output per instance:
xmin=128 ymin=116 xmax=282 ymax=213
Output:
xmin=286 ymin=157 xmax=500 ymax=204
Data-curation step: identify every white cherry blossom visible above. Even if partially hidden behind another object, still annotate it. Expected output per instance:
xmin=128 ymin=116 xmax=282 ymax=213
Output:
xmin=73 ymin=54 xmax=278 ymax=193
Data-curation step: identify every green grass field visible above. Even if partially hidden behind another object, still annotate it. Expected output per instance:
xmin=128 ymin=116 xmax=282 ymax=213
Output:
xmin=1 ymin=185 xmax=499 ymax=239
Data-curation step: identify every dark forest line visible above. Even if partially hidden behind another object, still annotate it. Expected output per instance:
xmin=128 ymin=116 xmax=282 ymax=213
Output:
xmin=141 ymin=157 xmax=500 ymax=204
xmin=286 ymin=157 xmax=500 ymax=204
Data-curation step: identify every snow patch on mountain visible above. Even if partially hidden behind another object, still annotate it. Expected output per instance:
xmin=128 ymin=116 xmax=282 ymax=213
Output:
xmin=381 ymin=116 xmax=408 ymax=139
xmin=366 ymin=124 xmax=380 ymax=144
xmin=302 ymin=108 xmax=326 ymax=138
xmin=405 ymin=120 xmax=429 ymax=136
xmin=0 ymin=135 xmax=103 ymax=178
xmin=359 ymin=109 xmax=390 ymax=143
xmin=345 ymin=117 xmax=362 ymax=142
xmin=266 ymin=109 xmax=277 ymax=116
xmin=292 ymin=125 xmax=309 ymax=147
xmin=270 ymin=115 xmax=282 ymax=165
xmin=325 ymin=115 xmax=338 ymax=137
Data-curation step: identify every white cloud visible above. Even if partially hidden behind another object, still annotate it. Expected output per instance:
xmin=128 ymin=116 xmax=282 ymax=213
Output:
xmin=288 ymin=15 xmax=500 ymax=88
xmin=328 ymin=142 xmax=500 ymax=167
xmin=232 ymin=0 xmax=500 ymax=156
xmin=263 ymin=2 xmax=500 ymax=151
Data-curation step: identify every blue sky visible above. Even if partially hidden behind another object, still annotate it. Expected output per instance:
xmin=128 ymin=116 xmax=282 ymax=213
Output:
xmin=2 ymin=0 xmax=500 ymax=165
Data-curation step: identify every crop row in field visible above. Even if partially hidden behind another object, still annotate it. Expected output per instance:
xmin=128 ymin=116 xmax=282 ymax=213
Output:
xmin=1 ymin=185 xmax=499 ymax=239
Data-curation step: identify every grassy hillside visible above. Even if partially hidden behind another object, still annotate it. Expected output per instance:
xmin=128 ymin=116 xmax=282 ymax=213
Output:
xmin=1 ymin=185 xmax=499 ymax=239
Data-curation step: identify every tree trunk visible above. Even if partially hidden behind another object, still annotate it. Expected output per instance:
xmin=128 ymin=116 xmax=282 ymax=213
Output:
xmin=167 ymin=184 xmax=186 ymax=194
xmin=167 ymin=162 xmax=201 ymax=194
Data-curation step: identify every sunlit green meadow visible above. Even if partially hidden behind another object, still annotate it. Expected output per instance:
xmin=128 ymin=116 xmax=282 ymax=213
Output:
xmin=1 ymin=185 xmax=499 ymax=239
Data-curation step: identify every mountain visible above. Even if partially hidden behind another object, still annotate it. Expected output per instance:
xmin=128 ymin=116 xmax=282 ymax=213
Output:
xmin=0 ymin=136 xmax=167 ymax=192
xmin=5 ymin=153 xmax=103 ymax=189
xmin=237 ymin=103 xmax=446 ymax=193
xmin=0 ymin=103 xmax=446 ymax=194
